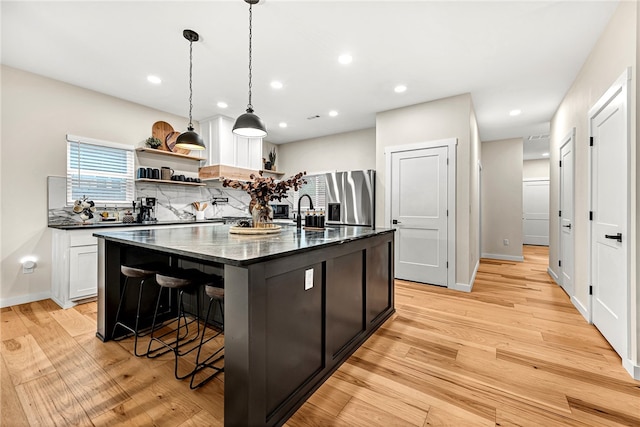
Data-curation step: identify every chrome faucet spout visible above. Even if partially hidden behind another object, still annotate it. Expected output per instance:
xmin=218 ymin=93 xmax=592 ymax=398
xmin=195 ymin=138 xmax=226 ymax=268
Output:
xmin=296 ymin=194 xmax=314 ymax=229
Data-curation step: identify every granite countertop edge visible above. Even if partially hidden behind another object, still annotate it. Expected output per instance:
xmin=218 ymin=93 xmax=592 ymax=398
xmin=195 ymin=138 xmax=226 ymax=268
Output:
xmin=93 ymin=225 xmax=395 ymax=267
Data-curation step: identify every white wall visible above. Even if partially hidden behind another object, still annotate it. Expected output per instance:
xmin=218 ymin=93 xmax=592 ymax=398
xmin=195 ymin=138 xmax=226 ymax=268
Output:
xmin=278 ymin=128 xmax=375 ymax=176
xmin=523 ymin=159 xmax=550 ymax=180
xmin=481 ymin=138 xmax=524 ymax=261
xmin=376 ymin=93 xmax=479 ymax=288
xmin=549 ymin=0 xmax=638 ymax=376
xmin=0 ymin=66 xmax=193 ymax=307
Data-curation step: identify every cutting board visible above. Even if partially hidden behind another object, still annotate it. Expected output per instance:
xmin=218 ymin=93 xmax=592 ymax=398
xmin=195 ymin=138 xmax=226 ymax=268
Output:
xmin=151 ymin=121 xmax=173 ymax=151
xmin=165 ymin=131 xmax=191 ymax=155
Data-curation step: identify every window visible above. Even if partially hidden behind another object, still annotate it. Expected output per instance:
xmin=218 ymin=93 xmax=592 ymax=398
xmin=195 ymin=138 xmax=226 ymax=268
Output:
xmin=293 ymin=174 xmax=326 ymax=210
xmin=66 ymin=134 xmax=134 ymax=204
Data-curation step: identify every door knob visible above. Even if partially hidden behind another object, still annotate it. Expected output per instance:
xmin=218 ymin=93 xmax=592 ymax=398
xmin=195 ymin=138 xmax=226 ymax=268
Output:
xmin=604 ymin=233 xmax=622 ymax=242
xmin=392 ymin=219 xmax=401 ymax=225
xmin=562 ymin=224 xmax=572 ymax=229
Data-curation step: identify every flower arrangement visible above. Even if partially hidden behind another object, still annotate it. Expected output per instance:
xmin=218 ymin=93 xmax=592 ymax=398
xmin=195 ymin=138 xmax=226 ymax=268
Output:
xmin=222 ymin=171 xmax=306 ymax=225
xmin=72 ymin=196 xmax=97 ymax=221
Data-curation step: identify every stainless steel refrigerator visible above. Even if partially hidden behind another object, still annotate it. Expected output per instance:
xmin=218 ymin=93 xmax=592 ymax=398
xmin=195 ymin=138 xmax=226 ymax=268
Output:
xmin=324 ymin=170 xmax=375 ymax=226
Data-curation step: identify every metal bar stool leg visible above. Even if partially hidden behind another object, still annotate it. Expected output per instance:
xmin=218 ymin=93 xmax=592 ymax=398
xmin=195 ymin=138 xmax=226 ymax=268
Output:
xmin=190 ymin=285 xmax=224 ymax=389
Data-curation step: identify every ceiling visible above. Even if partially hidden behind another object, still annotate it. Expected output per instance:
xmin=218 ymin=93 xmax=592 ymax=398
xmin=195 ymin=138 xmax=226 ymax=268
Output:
xmin=1 ymin=1 xmax=618 ymax=158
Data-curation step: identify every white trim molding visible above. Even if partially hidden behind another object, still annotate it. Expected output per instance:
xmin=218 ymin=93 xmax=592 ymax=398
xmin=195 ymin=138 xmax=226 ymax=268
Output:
xmin=0 ymin=291 xmax=52 ymax=309
xmin=481 ymin=253 xmax=524 ymax=262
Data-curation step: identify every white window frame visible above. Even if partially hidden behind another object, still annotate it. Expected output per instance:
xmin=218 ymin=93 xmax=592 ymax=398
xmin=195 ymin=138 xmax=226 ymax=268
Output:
xmin=66 ymin=134 xmax=135 ymax=205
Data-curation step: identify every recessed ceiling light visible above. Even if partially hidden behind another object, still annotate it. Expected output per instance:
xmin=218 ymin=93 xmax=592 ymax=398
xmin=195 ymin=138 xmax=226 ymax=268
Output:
xmin=542 ymin=152 xmax=550 ymax=157
xmin=217 ymin=101 xmax=228 ymax=109
xmin=147 ymin=75 xmax=162 ymax=84
xmin=509 ymin=109 xmax=522 ymax=116
xmin=329 ymin=110 xmax=339 ymax=117
xmin=271 ymin=81 xmax=283 ymax=89
xmin=394 ymin=85 xmax=407 ymax=93
xmin=279 ymin=122 xmax=287 ymax=128
xmin=338 ymin=54 xmax=352 ymax=65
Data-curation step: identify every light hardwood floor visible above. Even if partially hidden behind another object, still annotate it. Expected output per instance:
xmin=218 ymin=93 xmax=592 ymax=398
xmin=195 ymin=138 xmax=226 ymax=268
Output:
xmin=2 ymin=246 xmax=639 ymax=426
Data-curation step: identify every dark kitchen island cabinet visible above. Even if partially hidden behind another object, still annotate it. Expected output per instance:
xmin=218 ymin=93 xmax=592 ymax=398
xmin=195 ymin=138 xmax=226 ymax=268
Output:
xmin=94 ymin=224 xmax=395 ymax=426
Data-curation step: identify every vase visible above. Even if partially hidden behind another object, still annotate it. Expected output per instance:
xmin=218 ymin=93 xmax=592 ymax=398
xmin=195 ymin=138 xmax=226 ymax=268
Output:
xmin=251 ymin=202 xmax=273 ymax=228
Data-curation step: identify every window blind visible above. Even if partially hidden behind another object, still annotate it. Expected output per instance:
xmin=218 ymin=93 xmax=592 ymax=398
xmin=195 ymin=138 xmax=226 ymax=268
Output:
xmin=293 ymin=174 xmax=326 ymax=210
xmin=66 ymin=135 xmax=134 ymax=204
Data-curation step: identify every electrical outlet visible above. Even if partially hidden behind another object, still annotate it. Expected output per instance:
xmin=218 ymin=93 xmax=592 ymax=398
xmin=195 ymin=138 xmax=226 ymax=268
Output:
xmin=305 ymin=268 xmax=314 ymax=290
xmin=503 ymin=239 xmax=509 ymax=246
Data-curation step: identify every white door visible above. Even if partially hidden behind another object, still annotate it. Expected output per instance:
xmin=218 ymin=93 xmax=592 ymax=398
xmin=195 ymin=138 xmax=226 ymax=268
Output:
xmin=590 ymin=71 xmax=629 ymax=358
xmin=522 ymin=180 xmax=549 ymax=245
xmin=391 ymin=146 xmax=448 ymax=286
xmin=559 ymin=131 xmax=574 ymax=296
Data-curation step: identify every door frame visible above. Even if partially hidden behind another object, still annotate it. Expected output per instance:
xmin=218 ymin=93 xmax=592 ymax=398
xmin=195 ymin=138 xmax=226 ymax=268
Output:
xmin=558 ymin=128 xmax=575 ymax=300
xmin=588 ymin=68 xmax=631 ymax=361
xmin=384 ymin=138 xmax=457 ymax=289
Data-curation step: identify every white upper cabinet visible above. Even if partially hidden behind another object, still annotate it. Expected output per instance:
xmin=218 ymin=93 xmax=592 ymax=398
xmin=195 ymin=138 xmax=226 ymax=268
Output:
xmin=200 ymin=115 xmax=262 ymax=170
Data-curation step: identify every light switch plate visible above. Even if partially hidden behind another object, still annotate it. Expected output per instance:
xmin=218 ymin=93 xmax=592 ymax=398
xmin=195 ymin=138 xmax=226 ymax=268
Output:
xmin=305 ymin=268 xmax=314 ymax=290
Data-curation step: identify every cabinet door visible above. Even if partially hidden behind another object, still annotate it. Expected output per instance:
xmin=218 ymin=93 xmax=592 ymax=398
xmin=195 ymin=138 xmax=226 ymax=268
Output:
xmin=69 ymin=245 xmax=98 ymax=299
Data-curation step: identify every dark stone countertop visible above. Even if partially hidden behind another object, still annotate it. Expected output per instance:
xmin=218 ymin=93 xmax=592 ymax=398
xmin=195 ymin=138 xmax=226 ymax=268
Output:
xmin=49 ymin=218 xmax=225 ymax=230
xmin=93 ymin=224 xmax=394 ymax=266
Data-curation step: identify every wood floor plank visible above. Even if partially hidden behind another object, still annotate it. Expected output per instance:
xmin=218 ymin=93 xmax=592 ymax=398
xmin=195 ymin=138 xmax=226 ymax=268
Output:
xmin=423 ymin=406 xmax=494 ymax=427
xmin=0 ymin=307 xmax=29 ymax=341
xmin=90 ymin=397 xmax=157 ymax=427
xmin=15 ymin=371 xmax=93 ymax=427
xmin=1 ymin=353 xmax=30 ymax=426
xmin=335 ymin=396 xmax=422 ymax=427
xmin=1 ymin=334 xmax=55 ymax=386
xmin=14 ymin=301 xmax=130 ymax=419
xmin=49 ymin=305 xmax=96 ymax=337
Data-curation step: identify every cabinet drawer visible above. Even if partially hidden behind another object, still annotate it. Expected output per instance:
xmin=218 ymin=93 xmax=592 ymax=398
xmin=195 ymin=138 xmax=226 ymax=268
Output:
xmin=70 ymin=233 xmax=97 ymax=247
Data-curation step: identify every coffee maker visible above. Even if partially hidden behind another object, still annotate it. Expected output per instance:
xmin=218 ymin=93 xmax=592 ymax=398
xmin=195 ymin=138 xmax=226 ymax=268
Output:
xmin=137 ymin=197 xmax=157 ymax=223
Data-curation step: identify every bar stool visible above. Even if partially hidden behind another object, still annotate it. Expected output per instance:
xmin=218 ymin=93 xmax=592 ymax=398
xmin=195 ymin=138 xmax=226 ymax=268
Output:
xmin=190 ymin=283 xmax=225 ymax=389
xmin=147 ymin=268 xmax=207 ymax=380
xmin=112 ymin=263 xmax=165 ymax=357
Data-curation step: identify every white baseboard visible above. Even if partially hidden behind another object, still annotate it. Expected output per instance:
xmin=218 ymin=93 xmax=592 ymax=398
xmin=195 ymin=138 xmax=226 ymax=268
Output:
xmin=50 ymin=295 xmax=77 ymax=310
xmin=570 ymin=295 xmax=590 ymax=322
xmin=0 ymin=291 xmax=52 ymax=309
xmin=481 ymin=253 xmax=524 ymax=262
xmin=449 ymin=259 xmax=479 ymax=293
xmin=623 ymin=358 xmax=640 ymax=380
xmin=451 ymin=282 xmax=473 ymax=292
xmin=547 ymin=267 xmax=559 ymax=284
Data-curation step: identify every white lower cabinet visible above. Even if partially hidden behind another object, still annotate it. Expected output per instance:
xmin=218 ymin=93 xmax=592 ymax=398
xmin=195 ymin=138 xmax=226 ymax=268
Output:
xmin=52 ymin=228 xmax=98 ymax=309
xmin=52 ymin=222 xmax=223 ymax=309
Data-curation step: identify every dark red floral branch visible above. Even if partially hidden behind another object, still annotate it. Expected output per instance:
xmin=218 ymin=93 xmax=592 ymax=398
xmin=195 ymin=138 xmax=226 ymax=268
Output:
xmin=222 ymin=171 xmax=307 ymax=206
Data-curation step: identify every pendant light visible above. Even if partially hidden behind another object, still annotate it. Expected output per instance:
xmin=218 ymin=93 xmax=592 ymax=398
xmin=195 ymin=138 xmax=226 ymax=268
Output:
xmin=233 ymin=0 xmax=267 ymax=138
xmin=176 ymin=29 xmax=205 ymax=150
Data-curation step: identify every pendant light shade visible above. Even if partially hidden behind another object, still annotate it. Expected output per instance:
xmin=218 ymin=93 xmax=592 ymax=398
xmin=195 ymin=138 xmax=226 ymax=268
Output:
xmin=176 ymin=126 xmax=205 ymax=150
xmin=233 ymin=0 xmax=267 ymax=138
xmin=233 ymin=108 xmax=267 ymax=138
xmin=176 ymin=29 xmax=205 ymax=150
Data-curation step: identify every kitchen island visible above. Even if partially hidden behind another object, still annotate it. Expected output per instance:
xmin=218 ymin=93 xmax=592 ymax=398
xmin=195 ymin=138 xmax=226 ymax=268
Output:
xmin=94 ymin=224 xmax=395 ymax=426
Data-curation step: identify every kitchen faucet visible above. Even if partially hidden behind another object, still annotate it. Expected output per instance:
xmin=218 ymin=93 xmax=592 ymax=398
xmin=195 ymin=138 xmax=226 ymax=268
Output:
xmin=296 ymin=194 xmax=314 ymax=229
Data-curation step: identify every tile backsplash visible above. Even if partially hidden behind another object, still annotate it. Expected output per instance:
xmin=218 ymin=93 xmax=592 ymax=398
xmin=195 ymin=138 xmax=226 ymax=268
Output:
xmin=47 ymin=176 xmax=295 ymax=225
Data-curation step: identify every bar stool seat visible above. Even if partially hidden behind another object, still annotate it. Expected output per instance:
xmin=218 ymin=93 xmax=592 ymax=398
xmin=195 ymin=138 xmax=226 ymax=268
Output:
xmin=190 ymin=282 xmax=225 ymax=389
xmin=112 ymin=262 xmax=166 ymax=357
xmin=147 ymin=268 xmax=213 ymax=380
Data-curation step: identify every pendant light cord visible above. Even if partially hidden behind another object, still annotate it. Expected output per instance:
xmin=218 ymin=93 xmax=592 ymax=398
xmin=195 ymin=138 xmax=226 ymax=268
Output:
xmin=247 ymin=3 xmax=253 ymax=112
xmin=188 ymin=37 xmax=194 ymax=128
